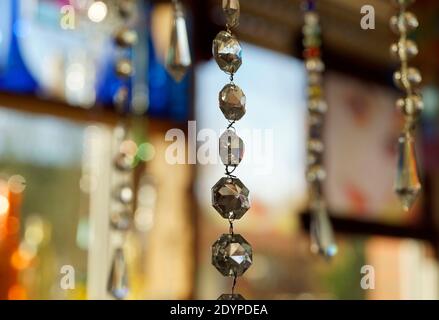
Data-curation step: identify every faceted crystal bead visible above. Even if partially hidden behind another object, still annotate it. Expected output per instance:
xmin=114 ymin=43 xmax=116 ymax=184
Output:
xmin=303 ymin=36 xmax=322 ymax=48
xmin=395 ymin=134 xmax=421 ymax=211
xmin=303 ymin=24 xmax=321 ymax=37
xmin=390 ymin=39 xmax=418 ymax=61
xmin=110 ymin=210 xmax=132 ymax=231
xmin=219 ymin=84 xmax=246 ymax=121
xmin=114 ymin=27 xmax=138 ymax=48
xmin=393 ymin=67 xmax=422 ymax=91
xmin=307 ymin=164 xmax=326 ymax=183
xmin=222 ymin=0 xmax=240 ymax=28
xmin=304 ymin=12 xmax=319 ymax=25
xmin=118 ymin=0 xmax=136 ymax=18
xmin=166 ymin=3 xmax=192 ymax=82
xmin=212 ymin=177 xmax=250 ymax=220
xmin=308 ymin=139 xmax=324 ymax=153
xmin=310 ymin=201 xmax=338 ymax=258
xmin=108 ymin=248 xmax=129 ymax=299
xmin=113 ymin=86 xmax=129 ymax=113
xmin=396 ymin=94 xmax=423 ymax=118
xmin=213 ymin=31 xmax=242 ymax=74
xmin=114 ymin=153 xmax=134 ymax=172
xmin=390 ymin=12 xmax=418 ymax=35
xmin=212 ymin=233 xmax=252 ymax=277
xmin=218 ymin=294 xmax=245 ymax=300
xmin=308 ymin=72 xmax=323 ymax=85
xmin=114 ymin=184 xmax=134 ymax=205
xmin=115 ymin=58 xmax=133 ymax=78
xmin=308 ymin=99 xmax=327 ymax=114
xmin=219 ymin=130 xmax=244 ymax=167
xmin=305 ymin=58 xmax=325 ymax=73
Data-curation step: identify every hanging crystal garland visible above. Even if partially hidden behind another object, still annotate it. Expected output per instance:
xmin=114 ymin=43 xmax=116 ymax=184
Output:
xmin=166 ymin=0 xmax=192 ymax=82
xmin=390 ymin=0 xmax=423 ymax=211
xmin=107 ymin=0 xmax=138 ymax=300
xmin=211 ymin=0 xmax=251 ymax=300
xmin=302 ymin=0 xmax=337 ymax=258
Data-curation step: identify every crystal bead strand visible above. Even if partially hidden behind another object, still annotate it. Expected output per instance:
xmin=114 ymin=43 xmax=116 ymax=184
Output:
xmin=390 ymin=0 xmax=423 ymax=211
xmin=211 ymin=0 xmax=251 ymax=301
xmin=108 ymin=0 xmax=138 ymax=300
xmin=302 ymin=0 xmax=337 ymax=258
xmin=166 ymin=0 xmax=192 ymax=82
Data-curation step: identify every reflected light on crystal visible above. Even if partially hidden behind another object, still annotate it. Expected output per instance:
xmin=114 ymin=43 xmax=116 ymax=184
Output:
xmin=88 ymin=1 xmax=108 ymax=23
xmin=0 ymin=195 xmax=9 ymax=216
xmin=8 ymin=175 xmax=26 ymax=194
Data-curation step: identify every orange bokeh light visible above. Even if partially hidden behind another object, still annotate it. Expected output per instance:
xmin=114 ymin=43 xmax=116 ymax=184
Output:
xmin=10 ymin=249 xmax=33 ymax=270
xmin=8 ymin=285 xmax=27 ymax=300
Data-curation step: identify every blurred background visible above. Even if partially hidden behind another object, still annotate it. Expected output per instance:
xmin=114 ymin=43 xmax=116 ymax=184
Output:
xmin=1 ymin=0 xmax=439 ymax=300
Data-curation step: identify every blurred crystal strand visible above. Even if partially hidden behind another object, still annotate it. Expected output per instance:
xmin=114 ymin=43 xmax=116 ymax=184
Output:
xmin=310 ymin=199 xmax=337 ymax=259
xmin=166 ymin=0 xmax=191 ymax=82
xmin=108 ymin=248 xmax=129 ymax=299
xmin=395 ymin=133 xmax=421 ymax=211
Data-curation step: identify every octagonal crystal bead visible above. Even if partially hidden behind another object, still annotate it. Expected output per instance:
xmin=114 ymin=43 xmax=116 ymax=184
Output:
xmin=219 ymin=84 xmax=246 ymax=121
xmin=222 ymin=0 xmax=240 ymax=28
xmin=213 ymin=31 xmax=242 ymax=74
xmin=212 ymin=233 xmax=252 ymax=277
xmin=212 ymin=177 xmax=250 ymax=219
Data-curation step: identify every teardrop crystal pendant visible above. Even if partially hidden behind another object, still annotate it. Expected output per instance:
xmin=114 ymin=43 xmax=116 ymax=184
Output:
xmin=310 ymin=201 xmax=337 ymax=258
xmin=166 ymin=1 xmax=192 ymax=82
xmin=108 ymin=248 xmax=129 ymax=299
xmin=395 ymin=133 xmax=421 ymax=211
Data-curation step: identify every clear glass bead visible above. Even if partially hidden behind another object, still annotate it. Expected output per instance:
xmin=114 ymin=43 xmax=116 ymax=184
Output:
xmin=390 ymin=12 xmax=418 ymax=35
xmin=307 ymin=165 xmax=326 ymax=183
xmin=212 ymin=177 xmax=250 ymax=220
xmin=114 ymin=153 xmax=134 ymax=172
xmin=308 ymin=99 xmax=327 ymax=114
xmin=395 ymin=133 xmax=421 ymax=211
xmin=218 ymin=294 xmax=245 ymax=300
xmin=213 ymin=31 xmax=242 ymax=74
xmin=219 ymin=84 xmax=246 ymax=121
xmin=113 ymin=86 xmax=129 ymax=113
xmin=114 ymin=27 xmax=138 ymax=48
xmin=390 ymin=39 xmax=418 ymax=61
xmin=110 ymin=210 xmax=132 ymax=231
xmin=108 ymin=248 xmax=129 ymax=299
xmin=308 ymin=139 xmax=324 ymax=153
xmin=396 ymin=93 xmax=423 ymax=118
xmin=304 ymin=12 xmax=319 ymax=25
xmin=114 ymin=184 xmax=134 ymax=205
xmin=219 ymin=130 xmax=244 ymax=167
xmin=222 ymin=0 xmax=240 ymax=28
xmin=118 ymin=0 xmax=136 ymax=18
xmin=115 ymin=58 xmax=133 ymax=78
xmin=393 ymin=67 xmax=422 ymax=91
xmin=212 ymin=233 xmax=252 ymax=277
xmin=166 ymin=2 xmax=192 ymax=82
xmin=305 ymin=58 xmax=325 ymax=73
